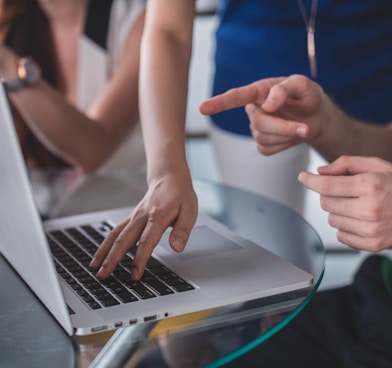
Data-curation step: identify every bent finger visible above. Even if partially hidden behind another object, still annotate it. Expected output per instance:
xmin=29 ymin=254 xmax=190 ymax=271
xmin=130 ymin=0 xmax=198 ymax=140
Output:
xmin=247 ymin=104 xmax=309 ymax=138
xmin=261 ymin=74 xmax=318 ymax=113
xmin=95 ymin=217 xmax=145 ymax=279
xmin=90 ymin=219 xmax=129 ymax=269
xmin=318 ymin=156 xmax=392 ymax=176
xmin=131 ymin=209 xmax=178 ymax=279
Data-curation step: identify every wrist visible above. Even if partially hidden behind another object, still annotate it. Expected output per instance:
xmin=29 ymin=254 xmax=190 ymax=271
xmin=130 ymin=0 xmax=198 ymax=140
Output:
xmin=147 ymin=161 xmax=192 ymax=187
xmin=0 ymin=52 xmax=18 ymax=80
xmin=146 ymin=145 xmax=190 ymax=184
xmin=309 ymin=96 xmax=353 ymax=161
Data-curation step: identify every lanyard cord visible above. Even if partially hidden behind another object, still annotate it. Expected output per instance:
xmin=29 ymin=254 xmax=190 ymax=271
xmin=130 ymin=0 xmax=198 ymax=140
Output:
xmin=297 ymin=0 xmax=318 ymax=78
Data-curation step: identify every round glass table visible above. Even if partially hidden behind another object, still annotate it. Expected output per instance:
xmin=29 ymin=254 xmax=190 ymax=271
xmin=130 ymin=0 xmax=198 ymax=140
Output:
xmin=1 ymin=169 xmax=325 ymax=368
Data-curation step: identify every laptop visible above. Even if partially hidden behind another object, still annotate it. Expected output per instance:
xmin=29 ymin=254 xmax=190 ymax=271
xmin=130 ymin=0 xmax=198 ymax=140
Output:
xmin=0 ymin=82 xmax=313 ymax=337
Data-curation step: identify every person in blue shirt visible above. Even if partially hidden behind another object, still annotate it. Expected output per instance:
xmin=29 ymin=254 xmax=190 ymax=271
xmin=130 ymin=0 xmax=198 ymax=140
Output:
xmin=200 ymin=73 xmax=392 ymax=367
xmin=210 ymin=0 xmax=392 ymax=214
xmin=201 ymin=74 xmax=392 ymax=250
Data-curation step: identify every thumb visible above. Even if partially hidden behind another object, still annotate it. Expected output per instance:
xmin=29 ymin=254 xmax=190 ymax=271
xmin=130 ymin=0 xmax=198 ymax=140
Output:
xmin=318 ymin=156 xmax=390 ymax=176
xmin=168 ymin=214 xmax=196 ymax=253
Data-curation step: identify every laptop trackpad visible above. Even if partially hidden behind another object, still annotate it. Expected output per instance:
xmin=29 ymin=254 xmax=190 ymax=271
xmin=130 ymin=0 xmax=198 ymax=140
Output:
xmin=160 ymin=225 xmax=242 ymax=260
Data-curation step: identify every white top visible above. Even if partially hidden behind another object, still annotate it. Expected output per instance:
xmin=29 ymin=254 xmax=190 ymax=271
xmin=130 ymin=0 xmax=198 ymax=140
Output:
xmin=77 ymin=0 xmax=146 ymax=173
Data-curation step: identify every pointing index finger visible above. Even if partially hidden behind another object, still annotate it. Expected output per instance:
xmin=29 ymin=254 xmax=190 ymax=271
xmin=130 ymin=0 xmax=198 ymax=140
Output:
xmin=199 ymin=78 xmax=285 ymax=115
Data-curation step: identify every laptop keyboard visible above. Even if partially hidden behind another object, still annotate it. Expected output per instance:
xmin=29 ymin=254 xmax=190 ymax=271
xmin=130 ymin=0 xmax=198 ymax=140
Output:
xmin=46 ymin=223 xmax=194 ymax=311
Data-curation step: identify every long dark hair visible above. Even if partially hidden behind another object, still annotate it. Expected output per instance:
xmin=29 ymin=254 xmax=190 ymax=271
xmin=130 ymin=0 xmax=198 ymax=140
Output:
xmin=0 ymin=0 xmax=67 ymax=167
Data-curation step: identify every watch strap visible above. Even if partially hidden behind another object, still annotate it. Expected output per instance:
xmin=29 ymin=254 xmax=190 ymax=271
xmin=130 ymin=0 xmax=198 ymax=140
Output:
xmin=4 ymin=78 xmax=25 ymax=93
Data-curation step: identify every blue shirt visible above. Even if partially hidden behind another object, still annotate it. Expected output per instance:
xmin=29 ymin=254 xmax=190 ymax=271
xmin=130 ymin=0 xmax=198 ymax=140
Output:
xmin=211 ymin=0 xmax=392 ymax=136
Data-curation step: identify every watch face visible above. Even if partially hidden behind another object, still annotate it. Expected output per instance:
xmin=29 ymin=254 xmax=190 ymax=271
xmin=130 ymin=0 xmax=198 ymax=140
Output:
xmin=18 ymin=57 xmax=41 ymax=85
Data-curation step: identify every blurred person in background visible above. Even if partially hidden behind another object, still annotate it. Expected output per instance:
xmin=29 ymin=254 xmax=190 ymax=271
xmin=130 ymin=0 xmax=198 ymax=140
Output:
xmin=0 ymin=0 xmax=146 ymax=174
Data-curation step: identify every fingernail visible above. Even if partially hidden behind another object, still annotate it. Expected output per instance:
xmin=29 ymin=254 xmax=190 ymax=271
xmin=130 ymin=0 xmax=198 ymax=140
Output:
xmin=172 ymin=236 xmax=185 ymax=252
xmin=96 ymin=267 xmax=104 ymax=279
xmin=131 ymin=267 xmax=139 ymax=280
xmin=89 ymin=257 xmax=97 ymax=268
xmin=264 ymin=97 xmax=275 ymax=106
xmin=296 ymin=126 xmax=307 ymax=137
xmin=297 ymin=172 xmax=304 ymax=182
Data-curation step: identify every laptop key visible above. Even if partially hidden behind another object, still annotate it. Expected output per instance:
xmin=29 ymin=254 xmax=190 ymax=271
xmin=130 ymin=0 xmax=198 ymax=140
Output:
xmin=141 ymin=272 xmax=174 ymax=296
xmin=88 ymin=302 xmax=102 ymax=310
xmin=115 ymin=291 xmax=138 ymax=303
xmin=100 ymin=298 xmax=120 ymax=307
xmin=171 ymin=283 xmax=195 ymax=292
xmin=122 ymin=279 xmax=156 ymax=299
xmin=80 ymin=225 xmax=105 ymax=244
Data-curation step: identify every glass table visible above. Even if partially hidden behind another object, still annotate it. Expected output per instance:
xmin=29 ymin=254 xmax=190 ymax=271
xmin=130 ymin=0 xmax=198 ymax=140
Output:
xmin=0 ymin=169 xmax=324 ymax=368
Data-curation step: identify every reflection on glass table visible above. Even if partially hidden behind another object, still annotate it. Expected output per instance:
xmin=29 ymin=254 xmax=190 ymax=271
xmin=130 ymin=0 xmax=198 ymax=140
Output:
xmin=26 ymin=169 xmax=324 ymax=367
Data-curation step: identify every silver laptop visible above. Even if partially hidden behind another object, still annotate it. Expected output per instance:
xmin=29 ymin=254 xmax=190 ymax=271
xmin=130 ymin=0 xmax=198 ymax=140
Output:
xmin=0 ymin=82 xmax=313 ymax=336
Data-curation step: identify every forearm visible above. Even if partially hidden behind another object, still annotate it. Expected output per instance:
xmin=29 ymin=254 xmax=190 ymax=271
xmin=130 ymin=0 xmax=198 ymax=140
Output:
xmin=10 ymin=81 xmax=129 ymax=172
xmin=309 ymin=94 xmax=392 ymax=163
xmin=140 ymin=24 xmax=193 ymax=184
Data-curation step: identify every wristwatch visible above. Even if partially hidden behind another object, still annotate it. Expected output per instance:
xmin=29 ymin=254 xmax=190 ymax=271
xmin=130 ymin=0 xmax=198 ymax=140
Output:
xmin=5 ymin=57 xmax=41 ymax=93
